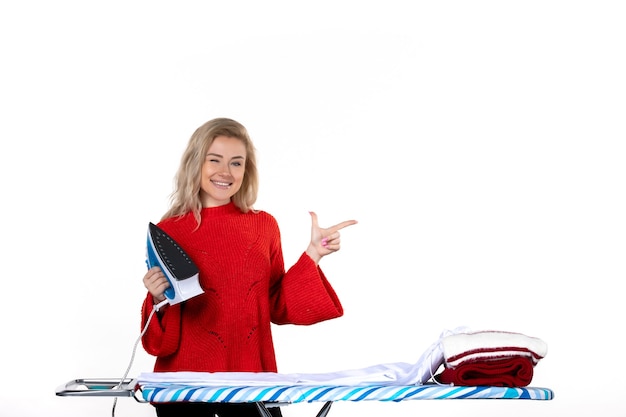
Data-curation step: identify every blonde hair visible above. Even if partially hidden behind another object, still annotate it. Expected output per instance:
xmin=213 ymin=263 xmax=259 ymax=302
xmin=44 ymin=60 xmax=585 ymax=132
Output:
xmin=162 ymin=118 xmax=259 ymax=225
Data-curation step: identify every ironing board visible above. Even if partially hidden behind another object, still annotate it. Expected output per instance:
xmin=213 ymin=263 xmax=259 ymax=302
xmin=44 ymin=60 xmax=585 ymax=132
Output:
xmin=56 ymin=378 xmax=554 ymax=417
xmin=56 ymin=327 xmax=553 ymax=416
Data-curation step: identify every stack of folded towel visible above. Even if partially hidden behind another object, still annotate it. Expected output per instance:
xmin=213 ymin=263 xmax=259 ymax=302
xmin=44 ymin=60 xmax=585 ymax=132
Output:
xmin=434 ymin=330 xmax=548 ymax=387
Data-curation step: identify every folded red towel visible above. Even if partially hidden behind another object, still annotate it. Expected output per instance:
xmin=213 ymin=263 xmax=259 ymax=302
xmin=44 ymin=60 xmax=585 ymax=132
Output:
xmin=435 ymin=356 xmax=534 ymax=387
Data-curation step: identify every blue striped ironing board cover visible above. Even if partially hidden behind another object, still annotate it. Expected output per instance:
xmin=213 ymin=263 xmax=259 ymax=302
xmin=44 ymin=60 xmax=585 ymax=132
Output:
xmin=140 ymin=383 xmax=554 ymax=403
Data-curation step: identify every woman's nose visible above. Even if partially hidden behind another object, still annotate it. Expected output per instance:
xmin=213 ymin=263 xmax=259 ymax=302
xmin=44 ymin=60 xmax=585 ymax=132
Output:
xmin=218 ymin=163 xmax=232 ymax=176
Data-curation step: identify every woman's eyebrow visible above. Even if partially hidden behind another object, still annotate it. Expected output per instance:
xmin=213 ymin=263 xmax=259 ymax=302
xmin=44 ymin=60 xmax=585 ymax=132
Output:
xmin=206 ymin=152 xmax=245 ymax=160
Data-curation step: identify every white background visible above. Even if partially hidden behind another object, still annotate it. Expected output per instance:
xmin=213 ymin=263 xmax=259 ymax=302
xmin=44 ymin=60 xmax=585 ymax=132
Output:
xmin=1 ymin=1 xmax=624 ymax=416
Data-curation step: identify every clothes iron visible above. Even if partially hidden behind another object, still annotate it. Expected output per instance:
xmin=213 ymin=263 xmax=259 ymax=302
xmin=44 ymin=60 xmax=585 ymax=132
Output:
xmin=146 ymin=222 xmax=204 ymax=305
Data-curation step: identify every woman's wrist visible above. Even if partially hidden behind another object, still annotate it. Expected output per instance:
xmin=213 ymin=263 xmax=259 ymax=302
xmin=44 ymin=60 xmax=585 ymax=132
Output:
xmin=306 ymin=245 xmax=321 ymax=265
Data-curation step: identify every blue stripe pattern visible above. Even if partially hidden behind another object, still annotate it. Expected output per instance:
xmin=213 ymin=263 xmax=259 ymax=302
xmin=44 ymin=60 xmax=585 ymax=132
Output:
xmin=142 ymin=384 xmax=554 ymax=403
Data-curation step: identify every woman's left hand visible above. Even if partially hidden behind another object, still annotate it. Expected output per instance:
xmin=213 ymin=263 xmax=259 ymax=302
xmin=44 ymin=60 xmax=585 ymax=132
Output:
xmin=306 ymin=211 xmax=357 ymax=264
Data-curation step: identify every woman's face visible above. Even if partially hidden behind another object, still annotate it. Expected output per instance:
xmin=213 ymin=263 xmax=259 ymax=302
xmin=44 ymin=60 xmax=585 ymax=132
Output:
xmin=200 ymin=135 xmax=247 ymax=207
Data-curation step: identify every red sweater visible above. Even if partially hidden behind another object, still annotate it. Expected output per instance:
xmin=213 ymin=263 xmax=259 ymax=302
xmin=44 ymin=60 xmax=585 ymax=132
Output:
xmin=141 ymin=202 xmax=343 ymax=373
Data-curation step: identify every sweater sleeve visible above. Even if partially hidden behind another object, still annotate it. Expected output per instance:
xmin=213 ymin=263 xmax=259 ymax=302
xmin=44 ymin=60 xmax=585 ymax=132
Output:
xmin=140 ymin=293 xmax=181 ymax=357
xmin=270 ymin=252 xmax=344 ymax=325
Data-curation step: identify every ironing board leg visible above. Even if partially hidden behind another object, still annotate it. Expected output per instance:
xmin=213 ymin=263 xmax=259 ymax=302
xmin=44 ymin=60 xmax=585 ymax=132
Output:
xmin=255 ymin=402 xmax=273 ymax=417
xmin=255 ymin=401 xmax=333 ymax=417
xmin=315 ymin=401 xmax=333 ymax=417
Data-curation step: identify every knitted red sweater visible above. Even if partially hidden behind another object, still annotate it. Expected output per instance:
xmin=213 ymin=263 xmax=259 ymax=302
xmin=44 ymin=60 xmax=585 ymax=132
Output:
xmin=141 ymin=202 xmax=344 ymax=373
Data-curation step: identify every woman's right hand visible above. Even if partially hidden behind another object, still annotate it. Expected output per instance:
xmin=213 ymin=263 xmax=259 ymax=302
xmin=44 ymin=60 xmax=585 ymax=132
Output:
xmin=143 ymin=266 xmax=170 ymax=304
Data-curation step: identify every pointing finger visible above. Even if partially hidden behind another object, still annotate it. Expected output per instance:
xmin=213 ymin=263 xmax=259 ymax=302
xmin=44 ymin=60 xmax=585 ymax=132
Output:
xmin=329 ymin=219 xmax=358 ymax=233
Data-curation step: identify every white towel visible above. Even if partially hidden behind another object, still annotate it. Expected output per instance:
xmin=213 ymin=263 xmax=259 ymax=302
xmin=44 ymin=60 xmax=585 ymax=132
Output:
xmin=440 ymin=330 xmax=548 ymax=368
xmin=140 ymin=362 xmax=419 ymax=387
xmin=137 ymin=328 xmax=472 ymax=387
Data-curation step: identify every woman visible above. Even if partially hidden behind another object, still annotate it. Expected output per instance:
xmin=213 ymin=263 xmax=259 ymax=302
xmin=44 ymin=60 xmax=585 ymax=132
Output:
xmin=141 ymin=117 xmax=357 ymax=417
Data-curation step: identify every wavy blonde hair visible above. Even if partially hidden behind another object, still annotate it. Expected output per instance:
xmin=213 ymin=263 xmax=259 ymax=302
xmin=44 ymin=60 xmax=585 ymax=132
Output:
xmin=162 ymin=118 xmax=258 ymax=225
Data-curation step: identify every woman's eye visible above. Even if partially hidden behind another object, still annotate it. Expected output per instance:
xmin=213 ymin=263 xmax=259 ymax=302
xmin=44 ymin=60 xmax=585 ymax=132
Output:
xmin=231 ymin=161 xmax=242 ymax=167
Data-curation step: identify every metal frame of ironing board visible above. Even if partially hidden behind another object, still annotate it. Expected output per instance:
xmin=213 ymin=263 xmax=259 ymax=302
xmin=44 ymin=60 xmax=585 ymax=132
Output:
xmin=56 ymin=378 xmax=554 ymax=417
xmin=55 ymin=379 xmax=322 ymax=416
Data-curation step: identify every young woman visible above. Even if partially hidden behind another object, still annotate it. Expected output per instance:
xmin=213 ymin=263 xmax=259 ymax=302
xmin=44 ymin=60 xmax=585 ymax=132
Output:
xmin=141 ymin=117 xmax=357 ymax=417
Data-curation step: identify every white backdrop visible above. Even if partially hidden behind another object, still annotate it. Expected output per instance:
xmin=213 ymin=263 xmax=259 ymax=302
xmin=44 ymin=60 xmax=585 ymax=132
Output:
xmin=1 ymin=1 xmax=624 ymax=416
